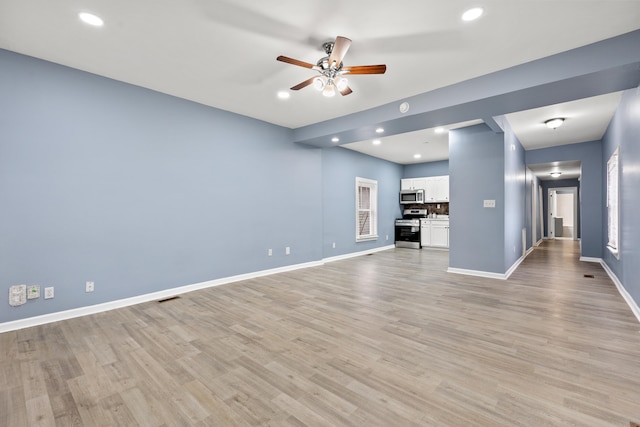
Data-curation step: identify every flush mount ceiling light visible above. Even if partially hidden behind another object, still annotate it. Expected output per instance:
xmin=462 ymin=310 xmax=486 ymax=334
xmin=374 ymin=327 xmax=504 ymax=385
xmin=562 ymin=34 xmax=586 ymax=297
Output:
xmin=331 ymin=137 xmax=340 ymax=143
xmin=462 ymin=7 xmax=484 ymax=21
xmin=413 ymin=154 xmax=422 ymax=159
xmin=375 ymin=128 xmax=384 ymax=133
xmin=277 ymin=91 xmax=290 ymax=99
xmin=78 ymin=12 xmax=104 ymax=26
xmin=276 ymin=36 xmax=386 ymax=97
xmin=372 ymin=139 xmax=381 ymax=145
xmin=545 ymin=118 xmax=565 ymax=129
xmin=550 ymin=172 xmax=562 ymax=177
xmin=434 ymin=127 xmax=446 ymax=134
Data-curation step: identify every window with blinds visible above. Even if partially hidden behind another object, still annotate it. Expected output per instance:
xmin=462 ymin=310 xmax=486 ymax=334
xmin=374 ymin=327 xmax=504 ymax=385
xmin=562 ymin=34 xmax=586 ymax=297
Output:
xmin=606 ymin=147 xmax=620 ymax=258
xmin=356 ymin=177 xmax=378 ymax=241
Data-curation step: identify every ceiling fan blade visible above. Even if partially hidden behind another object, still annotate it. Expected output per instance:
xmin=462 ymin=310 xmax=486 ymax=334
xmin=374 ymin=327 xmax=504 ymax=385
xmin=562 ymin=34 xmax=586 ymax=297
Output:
xmin=277 ymin=55 xmax=316 ymax=69
xmin=328 ymin=36 xmax=352 ymax=68
xmin=339 ymin=85 xmax=353 ymax=96
xmin=342 ymin=64 xmax=387 ymax=75
xmin=290 ymin=77 xmax=317 ymax=91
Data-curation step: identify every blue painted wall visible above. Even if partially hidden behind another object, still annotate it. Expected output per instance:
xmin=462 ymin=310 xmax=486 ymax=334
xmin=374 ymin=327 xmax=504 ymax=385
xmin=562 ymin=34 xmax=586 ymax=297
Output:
xmin=524 ymin=169 xmax=541 ymax=248
xmin=449 ymin=124 xmax=505 ymax=273
xmin=402 ymin=160 xmax=449 ymax=178
xmin=322 ymin=148 xmax=402 ymax=258
xmin=525 ymin=141 xmax=603 ymax=258
xmin=601 ymin=86 xmax=640 ymax=307
xmin=503 ymin=122 xmax=527 ymax=271
xmin=0 ymin=50 xmax=328 ymax=323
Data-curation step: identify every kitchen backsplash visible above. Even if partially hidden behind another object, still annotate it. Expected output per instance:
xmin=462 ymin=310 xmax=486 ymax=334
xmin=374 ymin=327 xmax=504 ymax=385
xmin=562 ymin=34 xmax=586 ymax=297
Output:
xmin=404 ymin=202 xmax=449 ymax=215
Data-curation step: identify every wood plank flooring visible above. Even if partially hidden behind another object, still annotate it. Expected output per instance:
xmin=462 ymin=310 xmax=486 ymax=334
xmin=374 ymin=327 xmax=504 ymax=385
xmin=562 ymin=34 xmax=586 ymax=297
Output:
xmin=2 ymin=240 xmax=640 ymax=426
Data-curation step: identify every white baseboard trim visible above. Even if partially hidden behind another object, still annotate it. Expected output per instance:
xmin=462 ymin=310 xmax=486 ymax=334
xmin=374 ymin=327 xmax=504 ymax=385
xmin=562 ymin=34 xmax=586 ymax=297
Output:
xmin=580 ymin=256 xmax=602 ymax=263
xmin=447 ymin=246 xmax=534 ymax=281
xmin=1 ymin=244 xmax=398 ymax=334
xmin=0 ymin=260 xmax=324 ymax=334
xmin=599 ymin=261 xmax=640 ymax=324
xmin=447 ymin=267 xmax=508 ymax=280
xmin=322 ymin=244 xmax=395 ymax=263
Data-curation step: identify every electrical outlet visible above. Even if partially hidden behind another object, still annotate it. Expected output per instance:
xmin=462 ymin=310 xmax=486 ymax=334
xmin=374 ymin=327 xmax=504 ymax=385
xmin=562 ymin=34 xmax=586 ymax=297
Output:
xmin=268 ymin=248 xmax=272 ymax=256
xmin=285 ymin=246 xmax=290 ymax=255
xmin=85 ymin=281 xmax=94 ymax=292
xmin=27 ymin=285 xmax=40 ymax=299
xmin=44 ymin=287 xmax=54 ymax=299
xmin=483 ymin=199 xmax=496 ymax=208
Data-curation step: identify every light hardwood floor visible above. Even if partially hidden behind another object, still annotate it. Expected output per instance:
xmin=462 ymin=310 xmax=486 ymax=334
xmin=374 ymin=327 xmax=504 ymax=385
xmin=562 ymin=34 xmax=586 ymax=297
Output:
xmin=2 ymin=240 xmax=640 ymax=426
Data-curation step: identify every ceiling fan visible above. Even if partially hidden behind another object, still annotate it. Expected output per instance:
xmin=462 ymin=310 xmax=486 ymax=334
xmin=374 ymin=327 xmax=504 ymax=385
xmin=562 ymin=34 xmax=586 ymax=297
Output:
xmin=277 ymin=36 xmax=387 ymax=97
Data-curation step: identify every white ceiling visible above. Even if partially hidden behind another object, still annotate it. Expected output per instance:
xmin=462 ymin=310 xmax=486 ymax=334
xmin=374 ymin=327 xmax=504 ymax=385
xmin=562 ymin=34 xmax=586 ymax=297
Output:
xmin=342 ymin=119 xmax=483 ymax=164
xmin=528 ymin=160 xmax=582 ymax=181
xmin=343 ymin=91 xmax=624 ymax=165
xmin=504 ymin=92 xmax=624 ymax=151
xmin=1 ymin=1 xmax=638 ymax=165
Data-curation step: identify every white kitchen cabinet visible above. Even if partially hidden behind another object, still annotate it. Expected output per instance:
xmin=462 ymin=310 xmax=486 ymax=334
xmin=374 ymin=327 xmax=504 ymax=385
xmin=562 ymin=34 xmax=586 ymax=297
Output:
xmin=420 ymin=219 xmax=449 ymax=248
xmin=401 ymin=178 xmax=428 ymax=191
xmin=430 ymin=220 xmax=449 ymax=247
xmin=420 ymin=219 xmax=430 ymax=247
xmin=410 ymin=175 xmax=449 ymax=202
xmin=432 ymin=175 xmax=449 ymax=202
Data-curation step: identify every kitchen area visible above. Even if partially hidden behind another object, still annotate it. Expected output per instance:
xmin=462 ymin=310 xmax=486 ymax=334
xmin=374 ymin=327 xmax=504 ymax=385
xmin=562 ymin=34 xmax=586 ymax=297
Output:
xmin=395 ymin=175 xmax=450 ymax=250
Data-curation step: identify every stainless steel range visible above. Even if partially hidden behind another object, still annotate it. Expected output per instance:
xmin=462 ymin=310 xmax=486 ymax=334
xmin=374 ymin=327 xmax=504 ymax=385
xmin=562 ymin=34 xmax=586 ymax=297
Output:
xmin=395 ymin=209 xmax=428 ymax=249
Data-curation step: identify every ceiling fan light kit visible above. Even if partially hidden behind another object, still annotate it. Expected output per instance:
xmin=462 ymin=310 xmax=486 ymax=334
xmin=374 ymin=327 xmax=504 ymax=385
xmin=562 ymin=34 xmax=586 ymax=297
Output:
xmin=276 ymin=36 xmax=386 ymax=97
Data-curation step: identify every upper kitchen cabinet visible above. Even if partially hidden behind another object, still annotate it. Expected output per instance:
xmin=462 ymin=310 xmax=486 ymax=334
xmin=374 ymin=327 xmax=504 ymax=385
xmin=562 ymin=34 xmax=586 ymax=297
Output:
xmin=405 ymin=175 xmax=449 ymax=202
xmin=430 ymin=175 xmax=449 ymax=202
xmin=401 ymin=178 xmax=428 ymax=191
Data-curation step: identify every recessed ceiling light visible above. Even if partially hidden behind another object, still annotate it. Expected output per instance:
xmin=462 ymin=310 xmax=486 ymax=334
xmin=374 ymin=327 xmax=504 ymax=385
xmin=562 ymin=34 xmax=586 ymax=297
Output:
xmin=545 ymin=118 xmax=565 ymax=129
xmin=550 ymin=172 xmax=562 ymax=177
xmin=462 ymin=7 xmax=484 ymax=21
xmin=372 ymin=140 xmax=381 ymax=145
xmin=78 ymin=12 xmax=104 ymax=27
xmin=331 ymin=137 xmax=340 ymax=143
xmin=277 ymin=91 xmax=290 ymax=99
xmin=413 ymin=154 xmax=422 ymax=159
xmin=434 ymin=127 xmax=446 ymax=134
xmin=375 ymin=128 xmax=384 ymax=133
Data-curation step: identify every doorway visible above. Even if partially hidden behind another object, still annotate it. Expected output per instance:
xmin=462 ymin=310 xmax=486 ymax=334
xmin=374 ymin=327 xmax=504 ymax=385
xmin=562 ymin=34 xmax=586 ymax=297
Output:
xmin=548 ymin=187 xmax=578 ymax=240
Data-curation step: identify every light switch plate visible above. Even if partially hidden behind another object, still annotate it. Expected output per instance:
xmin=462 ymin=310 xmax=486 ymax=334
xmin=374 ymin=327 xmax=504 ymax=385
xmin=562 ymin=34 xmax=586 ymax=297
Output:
xmin=27 ymin=285 xmax=40 ymax=299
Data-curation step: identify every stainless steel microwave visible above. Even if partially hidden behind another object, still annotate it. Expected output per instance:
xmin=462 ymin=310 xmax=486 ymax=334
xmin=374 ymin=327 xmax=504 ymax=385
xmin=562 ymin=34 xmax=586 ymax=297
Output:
xmin=400 ymin=189 xmax=425 ymax=204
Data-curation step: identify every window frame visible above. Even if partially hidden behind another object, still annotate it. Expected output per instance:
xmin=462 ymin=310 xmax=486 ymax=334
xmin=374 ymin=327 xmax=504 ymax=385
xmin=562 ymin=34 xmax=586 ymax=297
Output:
xmin=355 ymin=177 xmax=378 ymax=242
xmin=606 ymin=146 xmax=620 ymax=259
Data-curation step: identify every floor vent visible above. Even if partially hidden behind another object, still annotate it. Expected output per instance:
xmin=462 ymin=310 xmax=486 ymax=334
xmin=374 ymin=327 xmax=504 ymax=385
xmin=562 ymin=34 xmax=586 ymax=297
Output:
xmin=583 ymin=274 xmax=595 ymax=278
xmin=158 ymin=296 xmax=181 ymax=303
